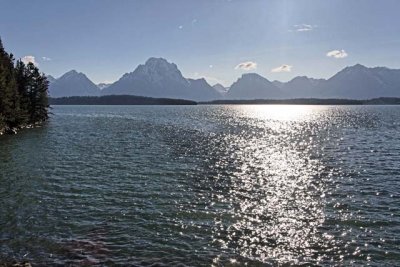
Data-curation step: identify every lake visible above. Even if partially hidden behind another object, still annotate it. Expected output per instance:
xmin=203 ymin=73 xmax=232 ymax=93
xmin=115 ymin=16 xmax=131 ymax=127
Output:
xmin=0 ymin=105 xmax=399 ymax=266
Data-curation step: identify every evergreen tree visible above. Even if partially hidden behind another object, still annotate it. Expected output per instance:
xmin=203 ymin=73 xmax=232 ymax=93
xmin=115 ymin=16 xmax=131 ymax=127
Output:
xmin=14 ymin=60 xmax=30 ymax=124
xmin=0 ymin=37 xmax=49 ymax=133
xmin=25 ymin=62 xmax=49 ymax=123
xmin=0 ymin=39 xmax=20 ymax=127
xmin=0 ymin=39 xmax=6 ymax=129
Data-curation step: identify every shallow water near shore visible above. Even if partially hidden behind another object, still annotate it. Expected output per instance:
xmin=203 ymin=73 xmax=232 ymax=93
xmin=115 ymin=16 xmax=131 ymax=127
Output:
xmin=0 ymin=105 xmax=399 ymax=266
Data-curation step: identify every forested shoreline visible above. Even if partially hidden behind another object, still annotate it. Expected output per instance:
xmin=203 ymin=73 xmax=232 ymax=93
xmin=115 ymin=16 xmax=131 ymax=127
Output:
xmin=0 ymin=38 xmax=49 ymax=135
xmin=201 ymin=97 xmax=400 ymax=105
xmin=49 ymin=95 xmax=197 ymax=105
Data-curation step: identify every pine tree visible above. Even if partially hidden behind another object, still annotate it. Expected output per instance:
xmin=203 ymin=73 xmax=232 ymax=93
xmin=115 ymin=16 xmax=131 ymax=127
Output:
xmin=0 ymin=39 xmax=20 ymax=128
xmin=15 ymin=60 xmax=30 ymax=124
xmin=25 ymin=63 xmax=49 ymax=123
xmin=0 ymin=39 xmax=6 ymax=129
xmin=0 ymin=36 xmax=49 ymax=133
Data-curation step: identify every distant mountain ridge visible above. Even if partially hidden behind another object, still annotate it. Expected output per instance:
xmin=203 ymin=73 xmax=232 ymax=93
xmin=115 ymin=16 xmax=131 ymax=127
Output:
xmin=227 ymin=73 xmax=284 ymax=99
xmin=212 ymin=83 xmax=229 ymax=95
xmin=226 ymin=64 xmax=400 ymax=100
xmin=46 ymin=75 xmax=56 ymax=84
xmin=48 ymin=70 xmax=100 ymax=97
xmin=320 ymin=64 xmax=400 ymax=98
xmin=47 ymin=62 xmax=400 ymax=100
xmin=101 ymin=57 xmax=220 ymax=101
xmin=280 ymin=76 xmax=325 ymax=98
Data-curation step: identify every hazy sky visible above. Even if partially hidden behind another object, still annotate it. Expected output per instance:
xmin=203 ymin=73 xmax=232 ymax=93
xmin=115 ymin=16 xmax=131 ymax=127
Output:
xmin=1 ymin=0 xmax=400 ymax=86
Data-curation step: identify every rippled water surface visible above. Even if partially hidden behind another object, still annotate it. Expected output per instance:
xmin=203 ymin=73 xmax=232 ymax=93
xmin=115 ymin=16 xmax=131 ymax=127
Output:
xmin=0 ymin=105 xmax=399 ymax=266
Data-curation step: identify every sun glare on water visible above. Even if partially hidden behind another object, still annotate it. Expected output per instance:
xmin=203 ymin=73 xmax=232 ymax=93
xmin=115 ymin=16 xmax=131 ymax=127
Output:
xmin=208 ymin=105 xmax=334 ymax=264
xmin=237 ymin=105 xmax=323 ymax=121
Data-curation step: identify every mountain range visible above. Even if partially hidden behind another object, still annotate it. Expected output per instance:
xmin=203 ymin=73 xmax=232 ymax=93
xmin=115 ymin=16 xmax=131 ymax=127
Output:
xmin=48 ymin=58 xmax=400 ymax=100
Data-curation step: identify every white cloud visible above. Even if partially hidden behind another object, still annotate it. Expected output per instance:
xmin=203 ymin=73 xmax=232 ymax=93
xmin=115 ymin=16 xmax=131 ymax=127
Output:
xmin=326 ymin=49 xmax=348 ymax=59
xmin=271 ymin=64 xmax=293 ymax=73
xmin=21 ymin=55 xmax=38 ymax=66
xmin=291 ymin=24 xmax=315 ymax=32
xmin=41 ymin=56 xmax=52 ymax=61
xmin=178 ymin=25 xmax=183 ymax=29
xmin=209 ymin=64 xmax=213 ymax=68
xmin=296 ymin=24 xmax=314 ymax=32
xmin=235 ymin=61 xmax=257 ymax=71
xmin=192 ymin=19 xmax=197 ymax=24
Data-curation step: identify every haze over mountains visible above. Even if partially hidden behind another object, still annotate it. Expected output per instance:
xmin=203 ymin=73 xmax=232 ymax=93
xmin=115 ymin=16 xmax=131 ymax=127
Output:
xmin=212 ymin=84 xmax=229 ymax=96
xmin=97 ymin=83 xmax=111 ymax=90
xmin=48 ymin=58 xmax=400 ymax=100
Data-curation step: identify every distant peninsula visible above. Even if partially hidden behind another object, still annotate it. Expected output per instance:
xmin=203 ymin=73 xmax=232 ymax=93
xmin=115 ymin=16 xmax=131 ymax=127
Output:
xmin=49 ymin=95 xmax=197 ymax=105
xmin=49 ymin=96 xmax=400 ymax=106
xmin=201 ymin=97 xmax=400 ymax=105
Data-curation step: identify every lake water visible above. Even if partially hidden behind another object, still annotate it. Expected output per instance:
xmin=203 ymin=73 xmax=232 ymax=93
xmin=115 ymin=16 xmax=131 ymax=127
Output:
xmin=0 ymin=105 xmax=399 ymax=266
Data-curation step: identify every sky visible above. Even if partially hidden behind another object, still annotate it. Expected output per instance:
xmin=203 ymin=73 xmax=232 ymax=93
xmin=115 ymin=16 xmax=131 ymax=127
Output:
xmin=1 ymin=0 xmax=400 ymax=86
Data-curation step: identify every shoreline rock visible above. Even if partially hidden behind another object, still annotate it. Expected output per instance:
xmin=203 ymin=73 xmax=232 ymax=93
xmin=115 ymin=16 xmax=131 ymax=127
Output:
xmin=0 ymin=121 xmax=45 ymax=136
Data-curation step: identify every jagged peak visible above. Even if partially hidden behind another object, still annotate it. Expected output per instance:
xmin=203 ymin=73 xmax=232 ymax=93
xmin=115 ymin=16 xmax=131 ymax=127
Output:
xmin=132 ymin=57 xmax=180 ymax=74
xmin=237 ymin=73 xmax=271 ymax=83
xmin=64 ymin=70 xmax=79 ymax=75
xmin=241 ymin=72 xmax=262 ymax=78
xmin=145 ymin=57 xmax=169 ymax=65
xmin=114 ymin=57 xmax=188 ymax=88
xmin=141 ymin=57 xmax=179 ymax=71
xmin=351 ymin=63 xmax=367 ymax=69
xmin=59 ymin=70 xmax=87 ymax=79
xmin=56 ymin=70 xmax=93 ymax=83
xmin=336 ymin=64 xmax=369 ymax=75
xmin=343 ymin=64 xmax=400 ymax=73
xmin=288 ymin=76 xmax=310 ymax=83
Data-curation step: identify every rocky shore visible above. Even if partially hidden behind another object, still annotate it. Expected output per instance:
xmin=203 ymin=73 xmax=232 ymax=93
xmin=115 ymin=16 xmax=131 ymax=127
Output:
xmin=0 ymin=122 xmax=44 ymax=136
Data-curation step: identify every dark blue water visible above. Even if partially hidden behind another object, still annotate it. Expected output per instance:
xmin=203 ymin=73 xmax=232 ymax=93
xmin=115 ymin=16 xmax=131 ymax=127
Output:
xmin=0 ymin=105 xmax=399 ymax=266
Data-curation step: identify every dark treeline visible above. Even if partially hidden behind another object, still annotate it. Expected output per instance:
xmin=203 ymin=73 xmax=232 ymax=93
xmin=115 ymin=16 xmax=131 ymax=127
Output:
xmin=49 ymin=95 xmax=197 ymax=105
xmin=201 ymin=97 xmax=400 ymax=105
xmin=50 ymin=96 xmax=400 ymax=106
xmin=0 ymin=38 xmax=49 ymax=134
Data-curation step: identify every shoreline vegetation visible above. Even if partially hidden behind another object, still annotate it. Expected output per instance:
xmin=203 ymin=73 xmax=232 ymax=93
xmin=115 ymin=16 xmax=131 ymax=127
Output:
xmin=201 ymin=97 xmax=400 ymax=105
xmin=0 ymin=37 xmax=49 ymax=136
xmin=49 ymin=96 xmax=400 ymax=106
xmin=49 ymin=95 xmax=197 ymax=105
